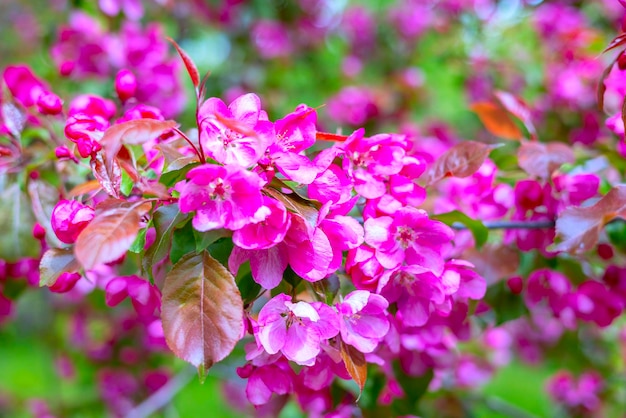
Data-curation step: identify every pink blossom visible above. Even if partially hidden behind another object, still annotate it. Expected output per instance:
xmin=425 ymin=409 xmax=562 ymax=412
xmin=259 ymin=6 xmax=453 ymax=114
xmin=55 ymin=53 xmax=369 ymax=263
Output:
xmin=327 ymin=87 xmax=379 ymax=127
xmin=3 ymin=65 xmax=49 ymax=107
xmin=99 ymin=0 xmax=143 ymax=20
xmin=36 ymin=92 xmax=63 ymax=116
xmin=255 ymin=294 xmax=339 ymax=366
xmin=51 ymin=200 xmax=95 ymax=244
xmin=64 ymin=113 xmax=108 ymax=158
xmin=198 ymin=93 xmax=273 ymax=167
xmin=229 ymin=244 xmax=288 ymax=290
xmin=251 ymin=20 xmax=293 ymax=59
xmin=232 ymin=197 xmax=291 ymax=250
xmin=346 ymin=245 xmax=385 ymax=292
xmin=236 ymin=355 xmax=295 ymax=406
xmin=178 ymin=164 xmax=269 ymax=231
xmin=105 ymin=275 xmax=161 ymax=317
xmin=283 ymin=214 xmax=333 ymax=282
xmin=49 ymin=272 xmax=82 ymax=293
xmin=364 ymin=207 xmax=454 ymax=275
xmin=337 ymin=290 xmax=389 ymax=353
xmin=68 ymin=94 xmax=116 ymax=119
xmin=114 ymin=69 xmax=138 ymax=102
xmin=572 ymin=281 xmax=623 ymax=327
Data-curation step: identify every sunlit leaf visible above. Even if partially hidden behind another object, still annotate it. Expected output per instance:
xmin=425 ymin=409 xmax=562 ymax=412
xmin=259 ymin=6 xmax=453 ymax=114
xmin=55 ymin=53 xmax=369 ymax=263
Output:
xmin=74 ymin=199 xmax=152 ymax=269
xmin=494 ymin=91 xmax=537 ymax=140
xmin=471 ymin=102 xmax=523 ymax=140
xmin=425 ymin=141 xmax=498 ymax=186
xmin=552 ymin=185 xmax=626 ymax=254
xmin=39 ymin=248 xmax=80 ymax=287
xmin=68 ymin=180 xmax=102 ymax=198
xmin=161 ymin=252 xmax=244 ymax=377
xmin=517 ymin=141 xmax=574 ymax=179
xmin=340 ymin=340 xmax=367 ymax=396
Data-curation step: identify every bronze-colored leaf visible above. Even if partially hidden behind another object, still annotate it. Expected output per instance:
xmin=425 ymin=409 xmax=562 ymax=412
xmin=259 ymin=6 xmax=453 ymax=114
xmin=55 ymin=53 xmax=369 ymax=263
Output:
xmin=100 ymin=119 xmax=178 ymax=174
xmin=463 ymin=245 xmax=520 ymax=285
xmin=471 ymin=102 xmax=523 ymax=140
xmin=494 ymin=91 xmax=537 ymax=140
xmin=425 ymin=141 xmax=497 ymax=186
xmin=517 ymin=141 xmax=574 ymax=179
xmin=68 ymin=180 xmax=102 ymax=198
xmin=74 ymin=199 xmax=152 ymax=269
xmin=340 ymin=340 xmax=367 ymax=396
xmin=597 ymin=57 xmax=617 ymax=113
xmin=161 ymin=252 xmax=244 ymax=376
xmin=552 ymin=186 xmax=626 ymax=254
xmin=167 ymin=37 xmax=200 ymax=89
xmin=39 ymin=248 xmax=81 ymax=287
xmin=91 ymin=152 xmax=121 ymax=198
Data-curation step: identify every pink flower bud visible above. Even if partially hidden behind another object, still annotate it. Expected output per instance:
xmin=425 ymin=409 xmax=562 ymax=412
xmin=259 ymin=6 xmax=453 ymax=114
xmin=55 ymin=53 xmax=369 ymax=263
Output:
xmin=59 ymin=61 xmax=75 ymax=77
xmin=37 ymin=92 xmax=63 ymax=115
xmin=51 ymin=200 xmax=95 ymax=244
xmin=49 ymin=272 xmax=81 ymax=293
xmin=32 ymin=223 xmax=46 ymax=240
xmin=507 ymin=276 xmax=524 ymax=294
xmin=115 ymin=69 xmax=137 ymax=102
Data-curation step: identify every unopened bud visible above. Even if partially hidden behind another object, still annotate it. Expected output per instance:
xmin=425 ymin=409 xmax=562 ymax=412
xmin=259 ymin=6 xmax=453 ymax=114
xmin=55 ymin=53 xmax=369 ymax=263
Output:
xmin=115 ymin=69 xmax=138 ymax=102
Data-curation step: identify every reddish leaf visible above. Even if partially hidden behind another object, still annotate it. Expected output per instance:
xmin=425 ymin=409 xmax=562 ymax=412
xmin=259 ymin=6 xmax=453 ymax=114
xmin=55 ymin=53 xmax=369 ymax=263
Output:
xmin=117 ymin=145 xmax=139 ymax=182
xmin=463 ymin=245 xmax=519 ymax=284
xmin=316 ymin=131 xmax=349 ymax=142
xmin=167 ymin=37 xmax=200 ymax=89
xmin=340 ymin=340 xmax=367 ymax=395
xmin=68 ymin=180 xmax=102 ymax=198
xmin=74 ymin=199 xmax=152 ymax=269
xmin=100 ymin=119 xmax=178 ymax=174
xmin=494 ymin=91 xmax=537 ymax=140
xmin=597 ymin=57 xmax=617 ymax=112
xmin=39 ymin=248 xmax=81 ymax=287
xmin=603 ymin=33 xmax=626 ymax=53
xmin=471 ymin=102 xmax=523 ymax=140
xmin=425 ymin=141 xmax=497 ymax=186
xmin=517 ymin=141 xmax=574 ymax=179
xmin=91 ymin=152 xmax=121 ymax=198
xmin=552 ymin=186 xmax=626 ymax=254
xmin=161 ymin=252 xmax=244 ymax=378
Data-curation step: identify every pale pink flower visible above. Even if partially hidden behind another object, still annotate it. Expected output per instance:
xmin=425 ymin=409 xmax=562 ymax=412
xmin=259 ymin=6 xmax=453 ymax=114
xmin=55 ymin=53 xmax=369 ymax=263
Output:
xmin=337 ymin=290 xmax=389 ymax=353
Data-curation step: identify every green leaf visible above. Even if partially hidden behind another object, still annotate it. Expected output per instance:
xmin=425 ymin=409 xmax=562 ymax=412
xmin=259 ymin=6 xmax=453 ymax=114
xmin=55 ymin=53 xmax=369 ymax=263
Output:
xmin=143 ymin=204 xmax=187 ymax=277
xmin=483 ymin=281 xmax=527 ymax=325
xmin=194 ymin=228 xmax=231 ymax=252
xmin=236 ymin=268 xmax=263 ymax=306
xmin=120 ymin=169 xmax=133 ymax=197
xmin=170 ymin=220 xmax=197 ymax=265
xmin=392 ymin=363 xmax=433 ymax=416
xmin=159 ymin=162 xmax=199 ymax=187
xmin=432 ymin=210 xmax=489 ymax=249
xmin=129 ymin=227 xmax=148 ymax=253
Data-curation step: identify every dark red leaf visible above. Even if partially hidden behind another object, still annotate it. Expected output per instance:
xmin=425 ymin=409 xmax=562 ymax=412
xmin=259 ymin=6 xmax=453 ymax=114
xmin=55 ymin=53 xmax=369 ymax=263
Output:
xmin=340 ymin=340 xmax=367 ymax=396
xmin=494 ymin=91 xmax=537 ymax=140
xmin=74 ymin=199 xmax=152 ymax=269
xmin=471 ymin=102 xmax=523 ymax=140
xmin=161 ymin=251 xmax=244 ymax=377
xmin=167 ymin=37 xmax=200 ymax=89
xmin=425 ymin=141 xmax=497 ymax=186
xmin=597 ymin=57 xmax=618 ymax=113
xmin=517 ymin=141 xmax=574 ymax=179
xmin=91 ymin=152 xmax=121 ymax=198
xmin=552 ymin=186 xmax=626 ymax=254
xmin=39 ymin=248 xmax=81 ymax=287
xmin=117 ymin=145 xmax=139 ymax=182
xmin=603 ymin=33 xmax=626 ymax=53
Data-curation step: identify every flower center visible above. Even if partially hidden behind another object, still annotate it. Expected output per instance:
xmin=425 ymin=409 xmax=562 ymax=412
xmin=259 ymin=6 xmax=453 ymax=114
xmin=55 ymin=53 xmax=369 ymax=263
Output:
xmin=396 ymin=226 xmax=416 ymax=249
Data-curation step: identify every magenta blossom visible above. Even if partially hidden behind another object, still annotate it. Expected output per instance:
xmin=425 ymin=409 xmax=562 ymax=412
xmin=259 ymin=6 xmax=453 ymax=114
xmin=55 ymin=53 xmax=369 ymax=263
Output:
xmin=51 ymin=200 xmax=95 ymax=244
xmin=105 ymin=275 xmax=161 ymax=317
xmin=255 ymin=294 xmax=339 ymax=366
xmin=198 ymin=93 xmax=273 ymax=168
xmin=178 ymin=164 xmax=269 ymax=231
xmin=49 ymin=272 xmax=82 ymax=293
xmin=364 ymin=206 xmax=454 ymax=275
xmin=232 ymin=196 xmax=291 ymax=250
xmin=337 ymin=290 xmax=389 ymax=353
